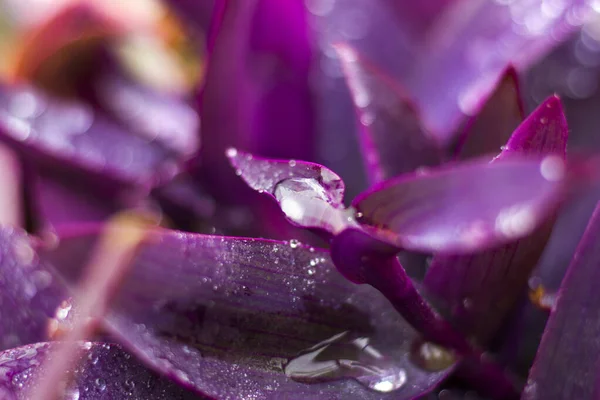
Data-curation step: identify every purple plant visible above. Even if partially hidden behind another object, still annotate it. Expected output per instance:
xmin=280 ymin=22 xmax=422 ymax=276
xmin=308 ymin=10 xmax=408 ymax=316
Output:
xmin=0 ymin=0 xmax=599 ymax=399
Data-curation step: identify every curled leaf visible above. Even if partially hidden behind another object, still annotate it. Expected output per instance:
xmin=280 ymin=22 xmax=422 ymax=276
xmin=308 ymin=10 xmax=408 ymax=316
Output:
xmin=424 ymin=95 xmax=568 ymax=343
xmin=227 ymin=148 xmax=351 ymax=234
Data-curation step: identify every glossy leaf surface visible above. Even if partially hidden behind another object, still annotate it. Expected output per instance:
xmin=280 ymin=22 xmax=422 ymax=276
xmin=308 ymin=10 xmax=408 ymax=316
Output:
xmin=522 ymin=202 xmax=600 ymax=400
xmin=354 ymin=154 xmax=567 ymax=254
xmin=43 ymin=227 xmax=454 ymax=400
xmin=0 ymin=342 xmax=199 ymax=399
xmin=424 ymin=96 xmax=567 ymax=343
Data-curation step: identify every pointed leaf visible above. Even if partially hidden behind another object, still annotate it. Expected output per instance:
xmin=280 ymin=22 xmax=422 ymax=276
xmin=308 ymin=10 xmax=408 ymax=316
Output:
xmin=42 ymin=227 xmax=454 ymax=400
xmin=453 ymin=67 xmax=524 ymax=160
xmin=0 ymin=342 xmax=200 ymax=399
xmin=354 ymin=154 xmax=568 ymax=254
xmin=228 ymin=149 xmax=351 ymax=234
xmin=0 ymin=83 xmax=179 ymax=195
xmin=334 ymin=43 xmax=441 ymax=184
xmin=0 ymin=227 xmax=67 ymax=351
xmin=408 ymin=0 xmax=589 ymax=141
xmin=423 ymin=96 xmax=568 ymax=343
xmin=522 ymin=202 xmax=600 ymax=400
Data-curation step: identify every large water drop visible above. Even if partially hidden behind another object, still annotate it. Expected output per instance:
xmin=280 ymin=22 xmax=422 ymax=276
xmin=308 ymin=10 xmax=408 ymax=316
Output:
xmin=284 ymin=331 xmax=407 ymax=393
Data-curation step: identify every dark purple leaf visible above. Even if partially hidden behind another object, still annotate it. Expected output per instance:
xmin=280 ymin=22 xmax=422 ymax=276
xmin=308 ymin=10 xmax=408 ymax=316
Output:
xmin=29 ymin=172 xmax=118 ymax=232
xmin=522 ymin=202 xmax=600 ymax=400
xmin=163 ymin=0 xmax=216 ymax=40
xmin=406 ymin=0 xmax=589 ymax=142
xmin=0 ymin=342 xmax=200 ymax=399
xmin=453 ymin=67 xmax=524 ymax=160
xmin=227 ymin=148 xmax=350 ymax=233
xmin=0 ymin=227 xmax=66 ymax=351
xmin=334 ymin=43 xmax=441 ymax=184
xmin=423 ymin=95 xmax=568 ymax=344
xmin=93 ymin=70 xmax=200 ymax=158
xmin=354 ymin=154 xmax=568 ymax=254
xmin=0 ymin=82 xmax=178 ymax=196
xmin=197 ymin=0 xmax=316 ymax=203
xmin=42 ymin=227 xmax=454 ymax=399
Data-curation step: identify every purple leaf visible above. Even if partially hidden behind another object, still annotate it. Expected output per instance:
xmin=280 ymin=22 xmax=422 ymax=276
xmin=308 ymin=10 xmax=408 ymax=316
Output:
xmin=0 ymin=342 xmax=200 ymax=399
xmin=522 ymin=202 xmax=600 ymax=400
xmin=334 ymin=43 xmax=442 ymax=184
xmin=406 ymin=0 xmax=590 ymax=142
xmin=354 ymin=154 xmax=568 ymax=254
xmin=423 ymin=95 xmax=568 ymax=343
xmin=93 ymin=70 xmax=200 ymax=158
xmin=0 ymin=227 xmax=66 ymax=351
xmin=0 ymin=82 xmax=178 ymax=196
xmin=29 ymin=172 xmax=119 ymax=232
xmin=453 ymin=67 xmax=525 ymax=160
xmin=227 ymin=148 xmax=350 ymax=233
xmin=163 ymin=0 xmax=216 ymax=40
xmin=42 ymin=227 xmax=454 ymax=399
xmin=197 ymin=0 xmax=316 ymax=203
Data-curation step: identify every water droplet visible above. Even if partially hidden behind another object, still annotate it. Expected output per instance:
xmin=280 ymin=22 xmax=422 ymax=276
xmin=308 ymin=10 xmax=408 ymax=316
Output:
xmin=226 ymin=148 xmax=238 ymax=158
xmin=13 ymin=238 xmax=34 ymax=265
xmin=285 ymin=331 xmax=406 ymax=393
xmin=410 ymin=340 xmax=456 ymax=372
xmin=307 ymin=268 xmax=316 ymax=276
xmin=235 ymin=169 xmax=242 ymax=176
xmin=95 ymin=378 xmax=106 ymax=391
xmin=539 ymin=117 xmax=548 ymax=124
xmin=55 ymin=299 xmax=73 ymax=320
xmin=64 ymin=386 xmax=80 ymax=400
xmin=288 ymin=160 xmax=297 ymax=167
xmin=289 ymin=239 xmax=300 ymax=249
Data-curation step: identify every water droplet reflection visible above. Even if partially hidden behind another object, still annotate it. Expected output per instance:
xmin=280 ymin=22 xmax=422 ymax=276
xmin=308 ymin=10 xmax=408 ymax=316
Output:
xmin=285 ymin=331 xmax=407 ymax=393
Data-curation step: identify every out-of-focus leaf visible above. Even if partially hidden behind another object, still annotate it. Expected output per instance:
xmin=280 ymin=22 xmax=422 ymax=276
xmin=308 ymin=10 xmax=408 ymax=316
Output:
xmin=522 ymin=202 xmax=600 ymax=400
xmin=334 ymin=43 xmax=441 ymax=184
xmin=197 ymin=0 xmax=315 ymax=203
xmin=42 ymin=227 xmax=454 ymax=400
xmin=93 ymin=70 xmax=200 ymax=158
xmin=29 ymin=172 xmax=118 ymax=232
xmin=227 ymin=148 xmax=350 ymax=234
xmin=453 ymin=67 xmax=524 ymax=160
xmin=354 ymin=154 xmax=568 ymax=254
xmin=0 ymin=82 xmax=178 ymax=197
xmin=423 ymin=96 xmax=567 ymax=344
xmin=407 ymin=0 xmax=590 ymax=142
xmin=0 ymin=227 xmax=66 ymax=351
xmin=0 ymin=342 xmax=200 ymax=400
xmin=163 ymin=0 xmax=216 ymax=41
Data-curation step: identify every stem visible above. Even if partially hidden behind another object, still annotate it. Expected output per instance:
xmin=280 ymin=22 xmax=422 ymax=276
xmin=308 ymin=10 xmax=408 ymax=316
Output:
xmin=331 ymin=228 xmax=519 ymax=399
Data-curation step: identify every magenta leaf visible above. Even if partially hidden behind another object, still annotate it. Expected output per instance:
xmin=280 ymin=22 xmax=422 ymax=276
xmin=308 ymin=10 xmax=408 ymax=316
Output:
xmin=93 ymin=70 xmax=200 ymax=158
xmin=197 ymin=0 xmax=316 ymax=203
xmin=423 ymin=95 xmax=568 ymax=343
xmin=453 ymin=67 xmax=525 ymax=160
xmin=42 ymin=227 xmax=454 ymax=399
xmin=522 ymin=202 xmax=600 ymax=400
xmin=0 ymin=342 xmax=200 ymax=399
xmin=227 ymin=148 xmax=351 ymax=234
xmin=0 ymin=227 xmax=66 ymax=352
xmin=334 ymin=43 xmax=441 ymax=184
xmin=354 ymin=154 xmax=568 ymax=254
xmin=407 ymin=0 xmax=590 ymax=141
xmin=0 ymin=83 xmax=178 ymax=195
